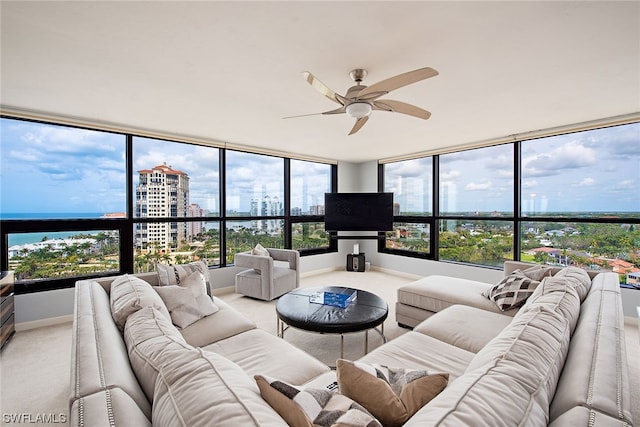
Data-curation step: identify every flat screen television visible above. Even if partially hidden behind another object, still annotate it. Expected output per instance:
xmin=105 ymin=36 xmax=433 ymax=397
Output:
xmin=324 ymin=192 xmax=394 ymax=232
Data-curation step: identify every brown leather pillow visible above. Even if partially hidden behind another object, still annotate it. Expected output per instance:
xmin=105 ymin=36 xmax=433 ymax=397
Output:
xmin=336 ymin=359 xmax=448 ymax=427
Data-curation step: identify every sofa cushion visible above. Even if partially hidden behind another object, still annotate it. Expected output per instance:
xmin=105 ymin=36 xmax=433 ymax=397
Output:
xmin=357 ymin=331 xmax=475 ymax=382
xmin=397 ymin=276 xmax=517 ymax=317
xmin=203 ymin=329 xmax=330 ymax=386
xmin=109 ymin=274 xmax=170 ymax=331
xmin=517 ymin=276 xmax=581 ymax=334
xmin=407 ymin=307 xmax=574 ymax=426
xmin=255 ymin=375 xmax=382 ymax=427
xmin=552 ymin=266 xmax=591 ymax=302
xmin=156 ymin=260 xmax=211 ymax=295
xmin=413 ymin=305 xmax=512 ymax=353
xmin=482 ymin=271 xmax=540 ymax=311
xmin=335 ymin=359 xmax=448 ymax=427
xmin=153 ymin=271 xmax=219 ymax=328
xmin=153 ymin=349 xmax=287 ymax=427
xmin=178 ymin=296 xmax=257 ymax=347
xmin=123 ymin=306 xmax=193 ymax=401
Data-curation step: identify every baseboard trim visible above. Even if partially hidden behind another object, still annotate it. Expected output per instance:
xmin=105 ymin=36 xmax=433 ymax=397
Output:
xmin=370 ymin=266 xmax=422 ymax=280
xmin=300 ymin=267 xmax=342 ymax=278
xmin=212 ymin=286 xmax=235 ymax=296
xmin=16 ymin=314 xmax=73 ymax=332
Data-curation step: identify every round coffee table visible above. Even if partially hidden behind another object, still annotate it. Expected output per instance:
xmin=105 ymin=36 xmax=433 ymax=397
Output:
xmin=276 ymin=286 xmax=388 ymax=359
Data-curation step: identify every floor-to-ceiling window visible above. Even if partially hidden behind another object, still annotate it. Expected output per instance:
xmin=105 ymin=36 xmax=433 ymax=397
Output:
xmin=383 ymin=157 xmax=433 ymax=256
xmin=0 ymin=117 xmax=337 ymax=293
xmin=381 ymin=122 xmax=640 ymax=280
xmin=438 ymin=144 xmax=514 ymax=267
xmin=290 ymin=159 xmax=333 ymax=252
xmin=132 ymin=137 xmax=221 ymax=271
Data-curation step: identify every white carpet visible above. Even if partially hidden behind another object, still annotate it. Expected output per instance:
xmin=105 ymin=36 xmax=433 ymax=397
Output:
xmin=0 ymin=269 xmax=638 ymax=426
xmin=217 ymin=269 xmax=414 ymax=366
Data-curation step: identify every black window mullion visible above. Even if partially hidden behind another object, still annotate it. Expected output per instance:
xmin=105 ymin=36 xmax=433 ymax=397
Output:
xmin=219 ymin=148 xmax=227 ymax=266
xmin=432 ymin=155 xmax=440 ymax=260
xmin=284 ymin=158 xmax=292 ymax=249
xmin=121 ymin=135 xmax=134 ymax=272
xmin=513 ymin=141 xmax=522 ymax=262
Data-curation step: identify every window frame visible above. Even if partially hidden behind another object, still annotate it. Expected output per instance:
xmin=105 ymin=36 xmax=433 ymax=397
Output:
xmin=0 ymin=116 xmax=337 ymax=294
xmin=380 ymin=124 xmax=640 ymax=270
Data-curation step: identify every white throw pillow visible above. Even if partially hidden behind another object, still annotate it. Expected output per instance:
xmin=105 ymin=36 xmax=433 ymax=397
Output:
xmin=251 ymin=243 xmax=270 ymax=257
xmin=153 ymin=272 xmax=219 ymax=329
xmin=156 ymin=260 xmax=211 ymax=296
xmin=110 ymin=274 xmax=170 ymax=331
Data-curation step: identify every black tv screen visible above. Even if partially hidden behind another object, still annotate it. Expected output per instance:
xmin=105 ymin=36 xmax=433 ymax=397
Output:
xmin=324 ymin=192 xmax=394 ymax=232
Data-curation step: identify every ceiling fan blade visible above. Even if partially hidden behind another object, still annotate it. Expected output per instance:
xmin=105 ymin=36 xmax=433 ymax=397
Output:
xmin=357 ymin=67 xmax=438 ymax=99
xmin=303 ymin=71 xmax=343 ymax=105
xmin=348 ymin=116 xmax=369 ymax=135
xmin=283 ymin=106 xmax=345 ymax=119
xmin=323 ymin=107 xmax=346 ymax=115
xmin=373 ymin=99 xmax=431 ymax=120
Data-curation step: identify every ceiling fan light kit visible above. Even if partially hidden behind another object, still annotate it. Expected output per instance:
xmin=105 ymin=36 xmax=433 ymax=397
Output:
xmin=289 ymin=67 xmax=439 ymax=135
xmin=346 ymin=102 xmax=372 ymax=119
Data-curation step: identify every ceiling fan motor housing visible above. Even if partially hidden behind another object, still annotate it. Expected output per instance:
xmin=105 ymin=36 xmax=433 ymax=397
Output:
xmin=349 ymin=68 xmax=368 ymax=83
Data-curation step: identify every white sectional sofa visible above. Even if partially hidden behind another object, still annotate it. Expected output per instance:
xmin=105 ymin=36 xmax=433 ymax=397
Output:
xmin=70 ymin=261 xmax=634 ymax=426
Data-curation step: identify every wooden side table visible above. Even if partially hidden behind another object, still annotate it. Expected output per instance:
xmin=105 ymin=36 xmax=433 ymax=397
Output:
xmin=1 ymin=271 xmax=15 ymax=350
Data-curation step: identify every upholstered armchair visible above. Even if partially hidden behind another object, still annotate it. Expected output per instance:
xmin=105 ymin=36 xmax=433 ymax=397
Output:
xmin=234 ymin=248 xmax=300 ymax=301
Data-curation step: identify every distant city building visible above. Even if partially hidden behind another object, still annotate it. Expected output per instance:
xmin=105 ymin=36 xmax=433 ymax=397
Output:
xmin=310 ymin=204 xmax=325 ymax=215
xmin=135 ymin=163 xmax=189 ymax=250
xmin=251 ymin=195 xmax=283 ymax=234
xmin=187 ymin=203 xmax=206 ymax=239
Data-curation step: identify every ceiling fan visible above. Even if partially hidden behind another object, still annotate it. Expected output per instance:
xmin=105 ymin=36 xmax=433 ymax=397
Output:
xmin=286 ymin=67 xmax=438 ymax=135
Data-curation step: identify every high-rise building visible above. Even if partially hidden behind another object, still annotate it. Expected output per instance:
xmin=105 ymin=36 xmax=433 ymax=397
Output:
xmin=135 ymin=163 xmax=189 ymax=250
xmin=187 ymin=203 xmax=206 ymax=239
xmin=251 ymin=195 xmax=283 ymax=234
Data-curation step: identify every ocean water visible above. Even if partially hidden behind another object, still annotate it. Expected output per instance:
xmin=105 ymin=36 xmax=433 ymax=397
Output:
xmin=7 ymin=231 xmax=97 ymax=246
xmin=2 ymin=212 xmax=103 ymax=220
xmin=3 ymin=213 xmax=104 ymax=246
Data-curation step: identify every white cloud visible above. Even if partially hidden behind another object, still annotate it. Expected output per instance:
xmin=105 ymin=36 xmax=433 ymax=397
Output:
xmin=617 ymin=179 xmax=635 ymax=189
xmin=440 ymin=170 xmax=461 ymax=181
xmin=573 ymin=177 xmax=595 ymax=187
xmin=523 ymin=140 xmax=597 ymax=177
xmin=465 ymin=180 xmax=492 ymax=191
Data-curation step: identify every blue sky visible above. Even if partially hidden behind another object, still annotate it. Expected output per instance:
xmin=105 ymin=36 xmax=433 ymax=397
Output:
xmin=0 ymin=118 xmax=331 ymax=216
xmin=1 ymin=118 xmax=638 ymax=216
xmin=387 ymin=122 xmax=639 ymax=214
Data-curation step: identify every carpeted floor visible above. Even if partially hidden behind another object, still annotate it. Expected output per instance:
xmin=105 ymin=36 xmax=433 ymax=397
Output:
xmin=217 ymin=269 xmax=415 ymax=366
xmin=0 ymin=269 xmax=639 ymax=426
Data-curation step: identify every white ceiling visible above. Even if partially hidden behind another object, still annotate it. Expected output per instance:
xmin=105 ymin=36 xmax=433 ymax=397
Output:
xmin=1 ymin=1 xmax=639 ymax=163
